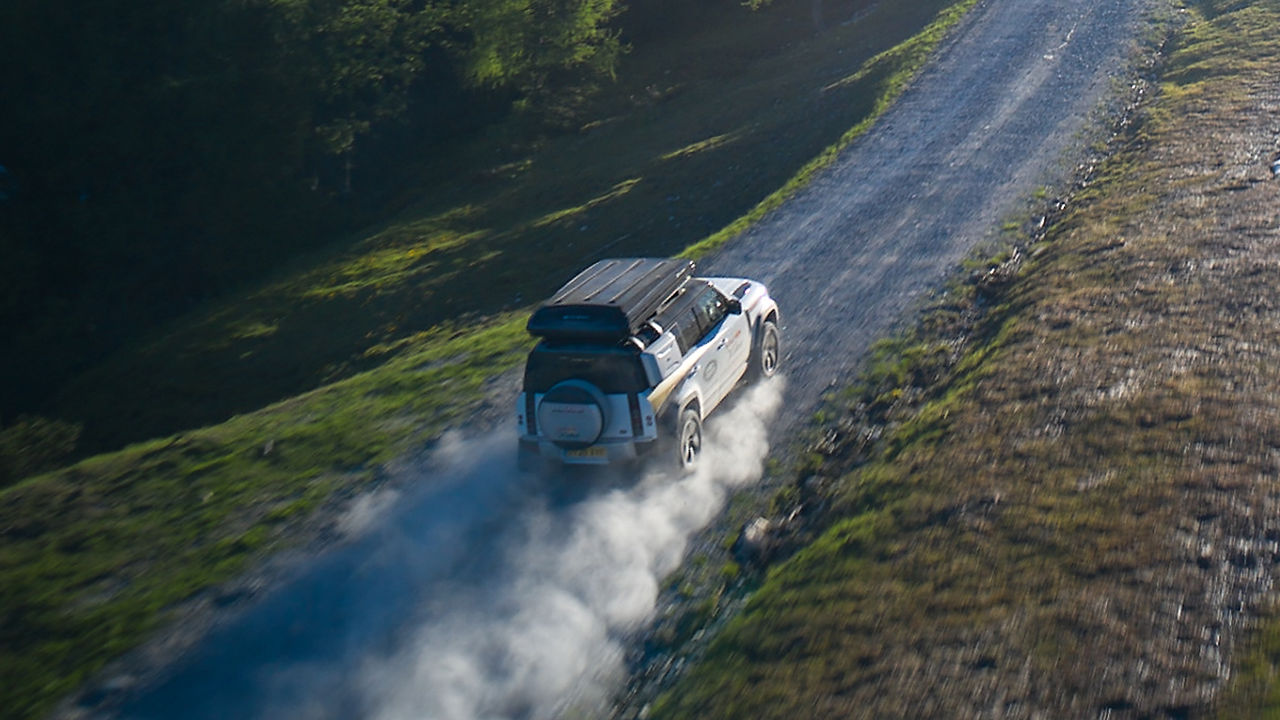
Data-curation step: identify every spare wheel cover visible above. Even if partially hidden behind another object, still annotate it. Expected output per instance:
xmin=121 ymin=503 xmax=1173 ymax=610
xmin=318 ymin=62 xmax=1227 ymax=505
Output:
xmin=537 ymin=380 xmax=609 ymax=449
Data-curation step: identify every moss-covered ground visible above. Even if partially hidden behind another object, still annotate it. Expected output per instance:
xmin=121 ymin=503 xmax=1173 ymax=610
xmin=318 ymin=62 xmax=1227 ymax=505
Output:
xmin=653 ymin=0 xmax=1280 ymax=716
xmin=0 ymin=1 xmax=980 ymax=718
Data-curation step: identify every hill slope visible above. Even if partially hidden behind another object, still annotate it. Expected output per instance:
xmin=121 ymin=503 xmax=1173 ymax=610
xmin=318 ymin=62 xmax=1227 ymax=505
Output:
xmin=653 ymin=0 xmax=1280 ymax=716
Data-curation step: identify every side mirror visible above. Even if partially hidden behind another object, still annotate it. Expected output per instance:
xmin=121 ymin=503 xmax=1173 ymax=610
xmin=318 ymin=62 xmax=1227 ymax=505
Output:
xmin=726 ymin=298 xmax=742 ymax=315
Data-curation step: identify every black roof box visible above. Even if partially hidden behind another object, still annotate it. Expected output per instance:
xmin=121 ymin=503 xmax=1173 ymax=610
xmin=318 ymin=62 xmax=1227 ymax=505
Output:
xmin=527 ymin=258 xmax=695 ymax=342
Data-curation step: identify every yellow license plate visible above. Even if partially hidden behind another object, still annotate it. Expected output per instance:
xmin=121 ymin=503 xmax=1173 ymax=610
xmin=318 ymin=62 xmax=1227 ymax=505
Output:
xmin=566 ymin=446 xmax=608 ymax=459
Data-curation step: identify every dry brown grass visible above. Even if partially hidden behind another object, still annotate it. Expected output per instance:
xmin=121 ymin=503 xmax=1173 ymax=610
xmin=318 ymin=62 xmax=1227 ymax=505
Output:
xmin=654 ymin=0 xmax=1280 ymax=716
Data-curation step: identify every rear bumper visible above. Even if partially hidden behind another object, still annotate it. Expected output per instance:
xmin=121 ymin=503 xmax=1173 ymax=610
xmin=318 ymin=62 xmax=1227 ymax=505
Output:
xmin=520 ymin=437 xmax=658 ymax=466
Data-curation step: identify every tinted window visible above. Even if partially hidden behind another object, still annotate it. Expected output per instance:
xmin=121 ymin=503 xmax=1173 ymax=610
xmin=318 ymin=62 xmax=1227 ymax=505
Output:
xmin=524 ymin=345 xmax=649 ymax=393
xmin=692 ymin=286 xmax=727 ymax=335
xmin=652 ymin=282 xmax=725 ymax=354
xmin=675 ymin=309 xmax=704 ymax=353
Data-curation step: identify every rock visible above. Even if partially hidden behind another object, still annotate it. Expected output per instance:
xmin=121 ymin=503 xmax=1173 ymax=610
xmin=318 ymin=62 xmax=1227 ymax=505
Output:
xmin=734 ymin=517 xmax=776 ymax=563
xmin=744 ymin=517 xmax=772 ymax=545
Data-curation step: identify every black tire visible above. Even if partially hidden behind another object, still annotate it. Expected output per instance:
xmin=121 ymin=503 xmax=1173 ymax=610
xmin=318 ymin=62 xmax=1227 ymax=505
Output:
xmin=676 ymin=409 xmax=703 ymax=472
xmin=748 ymin=319 xmax=781 ymax=381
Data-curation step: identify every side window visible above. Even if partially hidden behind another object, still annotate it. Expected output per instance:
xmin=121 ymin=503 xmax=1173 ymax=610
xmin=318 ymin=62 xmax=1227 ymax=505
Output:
xmin=692 ymin=287 xmax=727 ymax=336
xmin=676 ymin=310 xmax=704 ymax=353
xmin=665 ymin=284 xmax=728 ymax=354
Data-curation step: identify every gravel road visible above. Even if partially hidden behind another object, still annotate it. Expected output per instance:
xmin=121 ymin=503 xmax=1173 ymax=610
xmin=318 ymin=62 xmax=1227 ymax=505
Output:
xmin=93 ymin=0 xmax=1161 ymax=717
xmin=704 ymin=0 xmax=1158 ymax=426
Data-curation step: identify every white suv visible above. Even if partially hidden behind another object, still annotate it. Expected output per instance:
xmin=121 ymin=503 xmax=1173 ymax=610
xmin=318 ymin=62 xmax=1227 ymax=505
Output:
xmin=517 ymin=257 xmax=781 ymax=471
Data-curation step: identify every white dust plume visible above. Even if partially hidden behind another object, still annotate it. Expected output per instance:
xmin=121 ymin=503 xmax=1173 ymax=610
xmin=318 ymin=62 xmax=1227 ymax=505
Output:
xmin=362 ymin=376 xmax=785 ymax=720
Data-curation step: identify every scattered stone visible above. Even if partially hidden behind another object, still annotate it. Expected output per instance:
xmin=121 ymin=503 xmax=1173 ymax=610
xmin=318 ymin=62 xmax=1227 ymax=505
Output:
xmin=734 ymin=517 xmax=776 ymax=563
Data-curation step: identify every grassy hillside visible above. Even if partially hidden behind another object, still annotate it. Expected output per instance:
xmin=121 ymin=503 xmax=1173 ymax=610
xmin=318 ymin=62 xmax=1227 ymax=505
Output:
xmin=0 ymin=1 xmax=979 ymax=718
xmin=653 ymin=0 xmax=1280 ymax=716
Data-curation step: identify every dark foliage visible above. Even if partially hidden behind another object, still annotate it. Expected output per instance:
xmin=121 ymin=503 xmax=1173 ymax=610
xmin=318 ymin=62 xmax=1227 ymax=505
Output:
xmin=0 ymin=0 xmax=634 ymax=424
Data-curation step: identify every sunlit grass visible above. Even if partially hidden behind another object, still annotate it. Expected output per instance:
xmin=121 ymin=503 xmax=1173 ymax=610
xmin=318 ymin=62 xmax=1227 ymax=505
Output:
xmin=228 ymin=320 xmax=279 ymax=341
xmin=661 ymin=132 xmax=744 ymax=162
xmin=532 ymin=177 xmax=643 ymax=228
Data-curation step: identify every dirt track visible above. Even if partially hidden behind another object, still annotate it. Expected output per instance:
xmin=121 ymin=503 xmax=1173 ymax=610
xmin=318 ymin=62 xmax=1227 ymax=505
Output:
xmin=704 ymin=0 xmax=1158 ymax=425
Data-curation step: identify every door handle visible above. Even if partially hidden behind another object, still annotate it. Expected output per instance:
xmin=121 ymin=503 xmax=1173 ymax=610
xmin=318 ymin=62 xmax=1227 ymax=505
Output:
xmin=716 ymin=340 xmax=727 ymax=350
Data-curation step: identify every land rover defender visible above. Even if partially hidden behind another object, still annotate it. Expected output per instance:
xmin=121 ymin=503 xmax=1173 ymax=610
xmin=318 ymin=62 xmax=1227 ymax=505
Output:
xmin=516 ymin=257 xmax=781 ymax=472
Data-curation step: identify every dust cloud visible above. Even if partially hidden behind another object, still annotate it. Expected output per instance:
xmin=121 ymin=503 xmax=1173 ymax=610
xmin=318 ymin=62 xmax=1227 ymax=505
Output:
xmin=115 ymin=379 xmax=783 ymax=720
xmin=361 ymin=377 xmax=784 ymax=720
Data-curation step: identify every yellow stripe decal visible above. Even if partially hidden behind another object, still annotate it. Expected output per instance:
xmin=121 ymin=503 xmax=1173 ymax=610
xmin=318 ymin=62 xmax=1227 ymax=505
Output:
xmin=647 ymin=344 xmax=710 ymax=413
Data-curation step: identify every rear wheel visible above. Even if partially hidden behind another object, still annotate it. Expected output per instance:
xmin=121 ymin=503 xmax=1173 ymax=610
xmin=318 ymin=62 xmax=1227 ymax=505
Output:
xmin=677 ymin=409 xmax=702 ymax=472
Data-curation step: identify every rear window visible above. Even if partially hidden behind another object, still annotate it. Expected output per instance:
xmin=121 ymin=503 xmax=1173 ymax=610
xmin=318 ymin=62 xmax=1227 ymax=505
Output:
xmin=524 ymin=345 xmax=650 ymax=393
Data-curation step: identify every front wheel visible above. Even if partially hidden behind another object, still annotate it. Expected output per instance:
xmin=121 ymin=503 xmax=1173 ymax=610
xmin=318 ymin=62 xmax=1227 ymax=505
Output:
xmin=748 ymin=319 xmax=781 ymax=381
xmin=676 ymin=409 xmax=703 ymax=473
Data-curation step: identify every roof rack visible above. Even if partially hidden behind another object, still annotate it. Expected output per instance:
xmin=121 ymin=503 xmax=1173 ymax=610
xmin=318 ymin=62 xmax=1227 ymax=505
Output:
xmin=527 ymin=258 xmax=695 ymax=342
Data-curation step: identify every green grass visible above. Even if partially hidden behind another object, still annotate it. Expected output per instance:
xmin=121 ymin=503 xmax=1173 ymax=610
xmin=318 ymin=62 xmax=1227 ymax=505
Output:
xmin=653 ymin=0 xmax=1280 ymax=716
xmin=0 ymin=1 xmax=983 ymax=718
xmin=1218 ymin=602 xmax=1280 ymax=719
xmin=0 ymin=314 xmax=534 ymax=720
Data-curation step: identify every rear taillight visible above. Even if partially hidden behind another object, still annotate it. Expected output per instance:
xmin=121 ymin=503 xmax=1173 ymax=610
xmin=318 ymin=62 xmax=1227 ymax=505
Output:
xmin=628 ymin=394 xmax=643 ymax=437
xmin=526 ymin=393 xmax=538 ymax=435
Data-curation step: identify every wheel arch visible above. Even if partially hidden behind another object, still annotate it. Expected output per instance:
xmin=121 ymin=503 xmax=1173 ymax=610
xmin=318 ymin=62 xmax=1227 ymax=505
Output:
xmin=753 ymin=304 xmax=780 ymax=335
xmin=680 ymin=396 xmax=702 ymax=420
xmin=762 ymin=306 xmax=780 ymax=328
